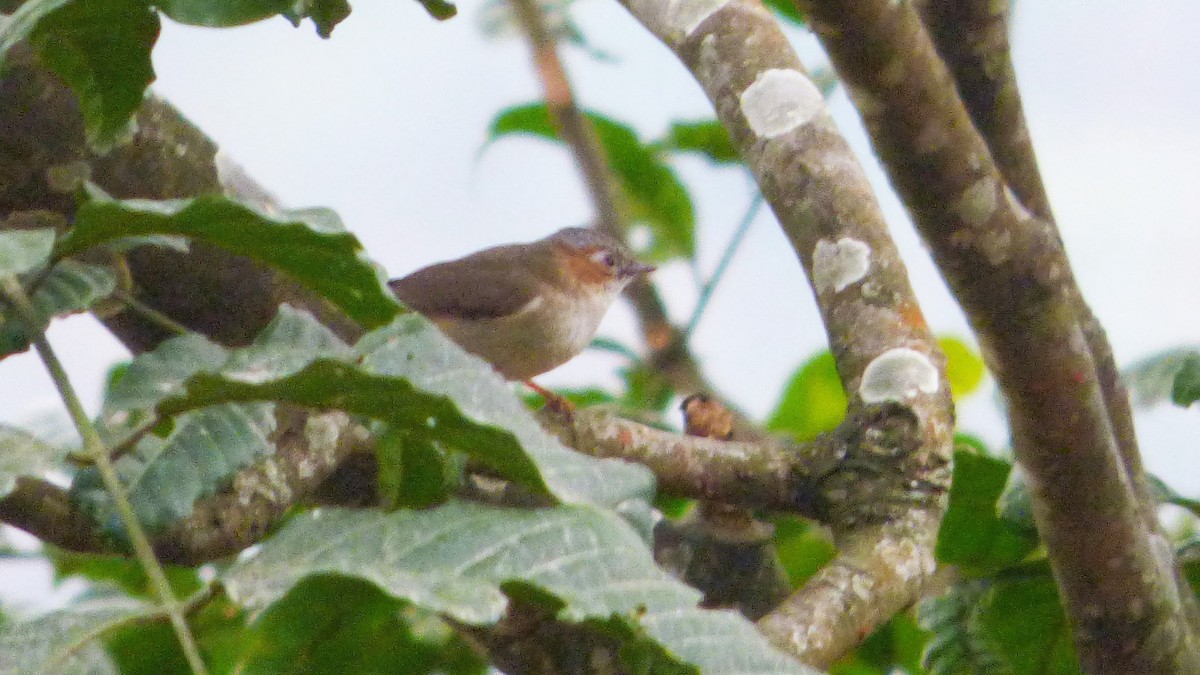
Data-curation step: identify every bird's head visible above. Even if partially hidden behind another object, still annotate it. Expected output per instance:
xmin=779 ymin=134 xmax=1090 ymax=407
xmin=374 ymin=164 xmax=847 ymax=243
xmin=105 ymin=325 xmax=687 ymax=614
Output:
xmin=544 ymin=227 xmax=655 ymax=296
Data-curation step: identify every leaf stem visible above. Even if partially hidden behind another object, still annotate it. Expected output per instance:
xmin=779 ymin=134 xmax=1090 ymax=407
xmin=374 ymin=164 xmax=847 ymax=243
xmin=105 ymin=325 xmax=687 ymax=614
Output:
xmin=0 ymin=275 xmax=209 ymax=675
xmin=684 ymin=193 xmax=762 ymax=339
xmin=111 ymin=288 xmax=191 ymax=336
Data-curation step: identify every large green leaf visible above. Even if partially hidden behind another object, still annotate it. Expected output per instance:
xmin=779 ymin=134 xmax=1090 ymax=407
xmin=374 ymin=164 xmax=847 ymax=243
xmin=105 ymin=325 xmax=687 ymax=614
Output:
xmin=0 ymin=260 xmax=116 ymax=358
xmin=974 ymin=573 xmax=1077 ymax=675
xmin=155 ymin=0 xmax=294 ymax=27
xmin=653 ymin=119 xmax=740 ymax=165
xmin=936 ymin=451 xmax=1039 ymax=575
xmin=940 ymin=336 xmax=986 ymax=401
xmin=0 ymin=423 xmax=66 ymax=498
xmin=920 ymin=582 xmax=1007 ymax=675
xmin=77 ymin=403 xmax=279 ymax=533
xmin=223 ymin=502 xmax=816 ymax=674
xmin=0 ymin=0 xmax=73 ymax=70
xmin=767 ymin=351 xmax=847 ymax=441
xmin=488 ymin=103 xmax=695 ymax=262
xmin=57 ymin=196 xmax=403 ymax=328
xmin=0 ymin=595 xmax=153 ymax=675
xmin=95 ymin=306 xmax=653 ymax=509
xmin=0 ymin=228 xmax=55 ymax=276
xmin=831 ymin=611 xmax=930 ymax=675
xmin=282 ymin=0 xmax=352 ymax=36
xmin=1172 ymin=355 xmax=1200 ymax=408
xmin=28 ymin=0 xmax=159 ymax=151
xmin=234 ymin=574 xmax=484 ymax=674
xmin=1123 ymin=347 xmax=1200 ymax=408
xmin=761 ymin=0 xmax=805 ymax=26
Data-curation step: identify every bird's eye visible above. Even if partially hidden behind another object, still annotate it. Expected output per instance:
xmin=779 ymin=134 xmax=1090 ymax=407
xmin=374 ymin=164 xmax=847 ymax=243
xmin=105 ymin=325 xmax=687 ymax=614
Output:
xmin=590 ymin=250 xmax=617 ymax=269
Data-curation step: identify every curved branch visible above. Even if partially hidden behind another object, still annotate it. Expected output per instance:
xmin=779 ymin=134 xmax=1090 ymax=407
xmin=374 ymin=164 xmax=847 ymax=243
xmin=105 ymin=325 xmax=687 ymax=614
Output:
xmin=800 ymin=0 xmax=1200 ymax=669
xmin=613 ymin=0 xmax=954 ymax=665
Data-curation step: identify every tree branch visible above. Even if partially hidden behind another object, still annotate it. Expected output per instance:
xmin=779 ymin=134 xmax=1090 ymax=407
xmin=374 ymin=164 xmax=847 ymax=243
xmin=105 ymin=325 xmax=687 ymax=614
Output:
xmin=800 ymin=0 xmax=1200 ymax=669
xmin=613 ymin=0 xmax=954 ymax=665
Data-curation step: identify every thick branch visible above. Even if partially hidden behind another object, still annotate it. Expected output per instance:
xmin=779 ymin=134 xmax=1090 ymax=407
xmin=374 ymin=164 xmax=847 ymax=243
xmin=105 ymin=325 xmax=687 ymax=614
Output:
xmin=916 ymin=0 xmax=1050 ymax=219
xmin=0 ymin=408 xmax=373 ymax=564
xmin=615 ymin=0 xmax=954 ymax=665
xmin=542 ymin=405 xmax=828 ymax=516
xmin=915 ymin=0 xmax=1184 ymax=626
xmin=800 ymin=0 xmax=1199 ymax=669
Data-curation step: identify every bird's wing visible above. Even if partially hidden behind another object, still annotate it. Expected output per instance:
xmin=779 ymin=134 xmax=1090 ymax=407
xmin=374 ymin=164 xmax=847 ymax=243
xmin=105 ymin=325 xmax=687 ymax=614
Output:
xmin=388 ymin=247 xmax=543 ymax=321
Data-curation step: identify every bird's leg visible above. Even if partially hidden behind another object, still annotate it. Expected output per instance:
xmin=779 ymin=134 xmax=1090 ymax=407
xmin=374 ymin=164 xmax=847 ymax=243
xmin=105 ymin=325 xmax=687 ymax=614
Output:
xmin=523 ymin=379 xmax=576 ymax=417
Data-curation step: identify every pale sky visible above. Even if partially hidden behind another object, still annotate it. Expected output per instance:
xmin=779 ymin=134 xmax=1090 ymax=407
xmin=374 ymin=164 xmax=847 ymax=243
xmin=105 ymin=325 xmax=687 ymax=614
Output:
xmin=3 ymin=0 xmax=1198 ymax=608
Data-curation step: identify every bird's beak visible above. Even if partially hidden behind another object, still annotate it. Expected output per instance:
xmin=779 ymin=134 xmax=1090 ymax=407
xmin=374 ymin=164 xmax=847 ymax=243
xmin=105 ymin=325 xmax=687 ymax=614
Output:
xmin=622 ymin=261 xmax=656 ymax=278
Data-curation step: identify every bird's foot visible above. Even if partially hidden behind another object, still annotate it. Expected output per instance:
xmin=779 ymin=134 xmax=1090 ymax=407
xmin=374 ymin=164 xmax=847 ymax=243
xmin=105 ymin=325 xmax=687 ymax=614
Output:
xmin=524 ymin=380 xmax=576 ymax=418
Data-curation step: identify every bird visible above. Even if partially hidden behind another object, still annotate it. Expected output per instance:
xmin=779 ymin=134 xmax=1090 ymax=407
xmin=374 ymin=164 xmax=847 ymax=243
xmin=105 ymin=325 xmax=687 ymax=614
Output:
xmin=388 ymin=227 xmax=654 ymax=400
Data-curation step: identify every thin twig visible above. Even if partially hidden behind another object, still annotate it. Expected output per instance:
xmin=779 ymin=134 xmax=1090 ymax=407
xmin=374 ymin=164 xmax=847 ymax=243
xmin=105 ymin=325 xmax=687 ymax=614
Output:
xmin=1 ymin=276 xmax=209 ymax=675
xmin=684 ymin=193 xmax=762 ymax=339
xmin=111 ymin=288 xmax=191 ymax=337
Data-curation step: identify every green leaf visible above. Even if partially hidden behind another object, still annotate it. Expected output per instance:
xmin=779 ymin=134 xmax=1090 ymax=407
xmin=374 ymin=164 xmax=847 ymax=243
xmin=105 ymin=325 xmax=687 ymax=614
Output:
xmin=1146 ymin=474 xmax=1200 ymax=518
xmin=654 ymin=120 xmax=740 ymax=165
xmin=766 ymin=351 xmax=847 ymax=441
xmin=58 ymin=196 xmax=403 ymax=328
xmin=49 ymin=550 xmax=202 ymax=599
xmin=0 ymin=595 xmax=153 ymax=675
xmin=224 ymin=502 xmax=816 ymax=674
xmin=487 ymin=103 xmax=696 ymax=262
xmin=831 ymin=611 xmax=930 ymax=675
xmin=1123 ymin=347 xmax=1200 ymax=408
xmin=156 ymin=0 xmax=294 ymax=27
xmin=0 ymin=260 xmax=116 ymax=358
xmin=622 ymin=362 xmax=674 ymax=413
xmin=919 ymin=582 xmax=1008 ymax=675
xmin=0 ymin=228 xmax=55 ymax=276
xmin=939 ymin=336 xmax=986 ymax=401
xmin=283 ymin=0 xmax=352 ymax=37
xmin=234 ymin=574 xmax=484 ymax=674
xmin=376 ymin=428 xmax=459 ymax=510
xmin=353 ymin=314 xmax=655 ymax=505
xmin=104 ymin=594 xmax=247 ymax=675
xmin=974 ymin=574 xmax=1078 ymax=675
xmin=28 ymin=0 xmax=158 ymax=152
xmin=1172 ymin=354 xmax=1200 ymax=408
xmin=77 ymin=403 xmax=279 ymax=533
xmin=0 ymin=0 xmax=73 ymax=71
xmin=98 ymin=307 xmax=654 ymax=508
xmin=771 ymin=515 xmax=835 ymax=588
xmin=414 ymin=0 xmax=456 ymax=20
xmin=760 ymin=0 xmax=805 ymax=26
xmin=0 ymin=423 xmax=67 ymax=498
xmin=936 ymin=452 xmax=1039 ymax=574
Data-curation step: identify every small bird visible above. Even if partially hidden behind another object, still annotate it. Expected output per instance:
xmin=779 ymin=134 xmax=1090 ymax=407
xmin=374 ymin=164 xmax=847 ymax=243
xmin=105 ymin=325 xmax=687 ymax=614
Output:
xmin=389 ymin=227 xmax=654 ymax=391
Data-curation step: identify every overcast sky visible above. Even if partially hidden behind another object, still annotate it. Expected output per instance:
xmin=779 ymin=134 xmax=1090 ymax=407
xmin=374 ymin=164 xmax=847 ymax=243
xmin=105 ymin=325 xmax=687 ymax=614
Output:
xmin=3 ymin=0 xmax=1198 ymax=608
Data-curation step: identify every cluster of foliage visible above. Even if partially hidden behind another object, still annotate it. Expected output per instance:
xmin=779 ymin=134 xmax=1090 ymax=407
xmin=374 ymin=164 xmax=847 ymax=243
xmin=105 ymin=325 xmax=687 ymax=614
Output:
xmin=2 ymin=0 xmax=1199 ymax=672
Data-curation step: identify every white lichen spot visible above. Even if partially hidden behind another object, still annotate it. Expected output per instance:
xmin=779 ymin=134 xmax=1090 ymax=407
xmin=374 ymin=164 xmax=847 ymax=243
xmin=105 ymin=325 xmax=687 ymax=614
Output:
xmin=106 ymin=410 xmax=130 ymax=426
xmin=953 ymin=177 xmax=997 ymax=228
xmin=812 ymin=237 xmax=872 ymax=294
xmin=739 ymin=69 xmax=823 ymax=139
xmin=859 ymin=347 xmax=940 ymax=403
